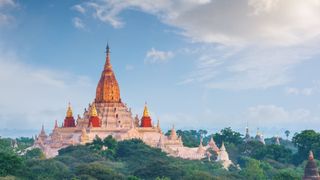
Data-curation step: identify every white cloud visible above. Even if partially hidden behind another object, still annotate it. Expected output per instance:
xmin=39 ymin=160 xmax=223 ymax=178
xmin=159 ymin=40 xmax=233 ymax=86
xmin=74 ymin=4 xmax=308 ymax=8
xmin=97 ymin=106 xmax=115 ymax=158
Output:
xmin=78 ymin=0 xmax=320 ymax=46
xmin=145 ymin=48 xmax=174 ymax=64
xmin=246 ymin=105 xmax=319 ymax=128
xmin=285 ymin=87 xmax=313 ymax=96
xmin=0 ymin=48 xmax=94 ymax=132
xmin=72 ymin=17 xmax=85 ymax=29
xmin=75 ymin=0 xmax=320 ymax=90
xmin=285 ymin=80 xmax=320 ymax=96
xmin=0 ymin=0 xmax=16 ymax=25
xmin=0 ymin=0 xmax=15 ymax=7
xmin=72 ymin=4 xmax=86 ymax=14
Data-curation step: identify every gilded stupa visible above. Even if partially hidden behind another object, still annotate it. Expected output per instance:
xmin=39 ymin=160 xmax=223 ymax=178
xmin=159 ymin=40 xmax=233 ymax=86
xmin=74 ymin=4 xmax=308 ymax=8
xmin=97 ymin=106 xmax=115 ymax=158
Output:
xmin=33 ymin=44 xmax=232 ymax=168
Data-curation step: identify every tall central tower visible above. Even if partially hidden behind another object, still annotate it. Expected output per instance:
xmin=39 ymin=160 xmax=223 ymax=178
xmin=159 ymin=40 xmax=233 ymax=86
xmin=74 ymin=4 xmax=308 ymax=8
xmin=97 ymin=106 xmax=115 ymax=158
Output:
xmin=90 ymin=44 xmax=133 ymax=129
xmin=95 ymin=44 xmax=121 ymax=103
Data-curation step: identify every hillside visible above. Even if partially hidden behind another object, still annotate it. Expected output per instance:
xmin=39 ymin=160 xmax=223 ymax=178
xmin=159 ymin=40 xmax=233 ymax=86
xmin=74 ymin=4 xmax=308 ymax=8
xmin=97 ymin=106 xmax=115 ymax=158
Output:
xmin=1 ymin=128 xmax=320 ymax=179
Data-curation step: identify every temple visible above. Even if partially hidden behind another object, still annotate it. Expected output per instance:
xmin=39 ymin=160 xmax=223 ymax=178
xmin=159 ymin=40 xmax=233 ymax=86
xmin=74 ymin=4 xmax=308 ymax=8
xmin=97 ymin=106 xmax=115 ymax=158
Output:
xmin=33 ymin=45 xmax=232 ymax=168
xmin=303 ymin=151 xmax=320 ymax=180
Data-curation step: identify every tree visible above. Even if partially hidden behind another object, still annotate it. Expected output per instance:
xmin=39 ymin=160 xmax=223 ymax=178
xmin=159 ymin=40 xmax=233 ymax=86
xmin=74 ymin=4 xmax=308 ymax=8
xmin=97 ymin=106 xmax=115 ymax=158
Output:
xmin=240 ymin=158 xmax=266 ymax=180
xmin=0 ymin=151 xmax=23 ymax=177
xmin=24 ymin=148 xmax=45 ymax=159
xmin=173 ymin=130 xmax=203 ymax=147
xmin=285 ymin=130 xmax=290 ymax=140
xmin=75 ymin=162 xmax=125 ymax=180
xmin=292 ymin=130 xmax=320 ymax=164
xmin=214 ymin=127 xmax=243 ymax=146
xmin=273 ymin=169 xmax=300 ymax=180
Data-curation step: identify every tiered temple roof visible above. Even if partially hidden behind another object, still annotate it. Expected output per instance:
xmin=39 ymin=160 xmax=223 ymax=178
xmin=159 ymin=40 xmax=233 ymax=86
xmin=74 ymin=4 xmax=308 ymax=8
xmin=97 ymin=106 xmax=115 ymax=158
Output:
xmin=63 ymin=103 xmax=76 ymax=127
xmin=141 ymin=103 xmax=152 ymax=127
xmin=95 ymin=44 xmax=120 ymax=103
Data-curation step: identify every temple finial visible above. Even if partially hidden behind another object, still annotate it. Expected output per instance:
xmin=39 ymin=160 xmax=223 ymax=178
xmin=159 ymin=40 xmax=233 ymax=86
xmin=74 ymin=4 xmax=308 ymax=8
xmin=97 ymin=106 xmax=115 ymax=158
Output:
xmin=66 ymin=102 xmax=73 ymax=117
xmin=90 ymin=103 xmax=98 ymax=117
xmin=106 ymin=43 xmax=110 ymax=54
xmin=143 ymin=102 xmax=150 ymax=117
xmin=309 ymin=151 xmax=314 ymax=160
xmin=104 ymin=43 xmax=112 ymax=69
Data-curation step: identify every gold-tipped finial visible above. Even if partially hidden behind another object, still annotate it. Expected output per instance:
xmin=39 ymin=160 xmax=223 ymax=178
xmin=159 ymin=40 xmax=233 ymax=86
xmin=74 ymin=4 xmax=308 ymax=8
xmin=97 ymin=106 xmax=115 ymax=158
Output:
xmin=105 ymin=43 xmax=112 ymax=69
xmin=66 ymin=102 xmax=73 ymax=117
xmin=143 ymin=102 xmax=150 ymax=117
xmin=90 ymin=103 xmax=98 ymax=117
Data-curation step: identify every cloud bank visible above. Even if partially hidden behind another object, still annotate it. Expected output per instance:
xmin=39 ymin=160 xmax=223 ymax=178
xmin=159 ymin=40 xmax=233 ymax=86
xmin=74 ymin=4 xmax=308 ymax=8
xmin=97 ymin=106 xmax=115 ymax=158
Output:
xmin=0 ymin=48 xmax=94 ymax=131
xmin=75 ymin=0 xmax=320 ymax=90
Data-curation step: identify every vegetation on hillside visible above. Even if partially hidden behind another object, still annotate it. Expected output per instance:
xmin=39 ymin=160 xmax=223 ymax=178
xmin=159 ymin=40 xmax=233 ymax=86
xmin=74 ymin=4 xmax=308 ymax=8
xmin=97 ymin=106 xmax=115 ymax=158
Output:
xmin=0 ymin=128 xmax=319 ymax=179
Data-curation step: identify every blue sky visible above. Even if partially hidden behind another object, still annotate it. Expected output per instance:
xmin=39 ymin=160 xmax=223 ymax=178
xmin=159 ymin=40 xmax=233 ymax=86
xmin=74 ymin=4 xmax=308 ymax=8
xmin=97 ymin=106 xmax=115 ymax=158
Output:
xmin=1 ymin=0 xmax=320 ymax=138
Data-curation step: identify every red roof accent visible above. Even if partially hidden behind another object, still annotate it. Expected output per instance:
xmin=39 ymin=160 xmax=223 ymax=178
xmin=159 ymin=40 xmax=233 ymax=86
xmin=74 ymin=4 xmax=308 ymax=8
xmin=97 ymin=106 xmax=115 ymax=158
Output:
xmin=141 ymin=116 xmax=152 ymax=127
xmin=88 ymin=116 xmax=101 ymax=127
xmin=64 ymin=117 xmax=76 ymax=127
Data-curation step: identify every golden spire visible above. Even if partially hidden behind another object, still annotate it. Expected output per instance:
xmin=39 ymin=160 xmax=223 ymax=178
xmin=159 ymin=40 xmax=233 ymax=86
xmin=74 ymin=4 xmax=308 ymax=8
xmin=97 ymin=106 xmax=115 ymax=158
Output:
xmin=95 ymin=44 xmax=121 ymax=103
xmin=66 ymin=102 xmax=73 ymax=117
xmin=143 ymin=102 xmax=150 ymax=117
xmin=90 ymin=103 xmax=98 ymax=117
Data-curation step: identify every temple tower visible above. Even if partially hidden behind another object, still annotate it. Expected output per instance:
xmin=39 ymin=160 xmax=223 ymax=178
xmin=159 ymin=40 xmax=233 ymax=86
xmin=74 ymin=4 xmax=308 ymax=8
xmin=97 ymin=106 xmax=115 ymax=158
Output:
xmin=88 ymin=103 xmax=101 ymax=127
xmin=92 ymin=45 xmax=134 ymax=129
xmin=303 ymin=151 xmax=320 ymax=180
xmin=140 ymin=103 xmax=152 ymax=127
xmin=95 ymin=44 xmax=120 ymax=103
xmin=63 ymin=103 xmax=76 ymax=127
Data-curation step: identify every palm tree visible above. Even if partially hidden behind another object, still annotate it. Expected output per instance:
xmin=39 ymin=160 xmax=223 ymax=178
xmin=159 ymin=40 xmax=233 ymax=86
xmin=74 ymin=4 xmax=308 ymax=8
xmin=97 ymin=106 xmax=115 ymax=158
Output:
xmin=285 ymin=130 xmax=290 ymax=140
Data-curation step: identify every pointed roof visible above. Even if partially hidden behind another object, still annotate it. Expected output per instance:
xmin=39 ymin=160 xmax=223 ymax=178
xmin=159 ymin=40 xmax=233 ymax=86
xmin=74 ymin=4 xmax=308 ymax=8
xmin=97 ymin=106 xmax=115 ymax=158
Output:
xmin=275 ymin=135 xmax=280 ymax=145
xmin=38 ymin=124 xmax=47 ymax=139
xmin=245 ymin=126 xmax=250 ymax=139
xmin=157 ymin=118 xmax=160 ymax=128
xmin=95 ymin=44 xmax=121 ymax=103
xmin=170 ymin=125 xmax=177 ymax=139
xmin=90 ymin=103 xmax=98 ymax=117
xmin=209 ymin=136 xmax=217 ymax=146
xmin=41 ymin=124 xmax=45 ymax=134
xmin=220 ymin=142 xmax=226 ymax=151
xmin=66 ymin=102 xmax=73 ymax=117
xmin=130 ymin=118 xmax=135 ymax=129
xmin=143 ymin=102 xmax=150 ymax=117
xmin=105 ymin=43 xmax=111 ymax=69
xmin=199 ymin=137 xmax=203 ymax=148
xmin=303 ymin=151 xmax=320 ymax=180
xmin=54 ymin=120 xmax=58 ymax=129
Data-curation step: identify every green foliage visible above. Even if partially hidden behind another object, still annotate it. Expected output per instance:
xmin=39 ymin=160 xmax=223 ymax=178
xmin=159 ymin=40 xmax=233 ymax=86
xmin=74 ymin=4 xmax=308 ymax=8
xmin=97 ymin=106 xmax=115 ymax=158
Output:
xmin=273 ymin=169 xmax=301 ymax=180
xmin=23 ymin=159 xmax=72 ymax=179
xmin=292 ymin=130 xmax=320 ymax=165
xmin=75 ymin=162 xmax=125 ymax=180
xmin=16 ymin=137 xmax=34 ymax=149
xmin=0 ymin=128 xmax=318 ymax=179
xmin=285 ymin=130 xmax=290 ymax=140
xmin=0 ymin=138 xmax=13 ymax=152
xmin=240 ymin=157 xmax=267 ymax=180
xmin=24 ymin=148 xmax=45 ymax=159
xmin=174 ymin=130 xmax=203 ymax=147
xmin=0 ymin=151 xmax=23 ymax=177
xmin=213 ymin=127 xmax=243 ymax=146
